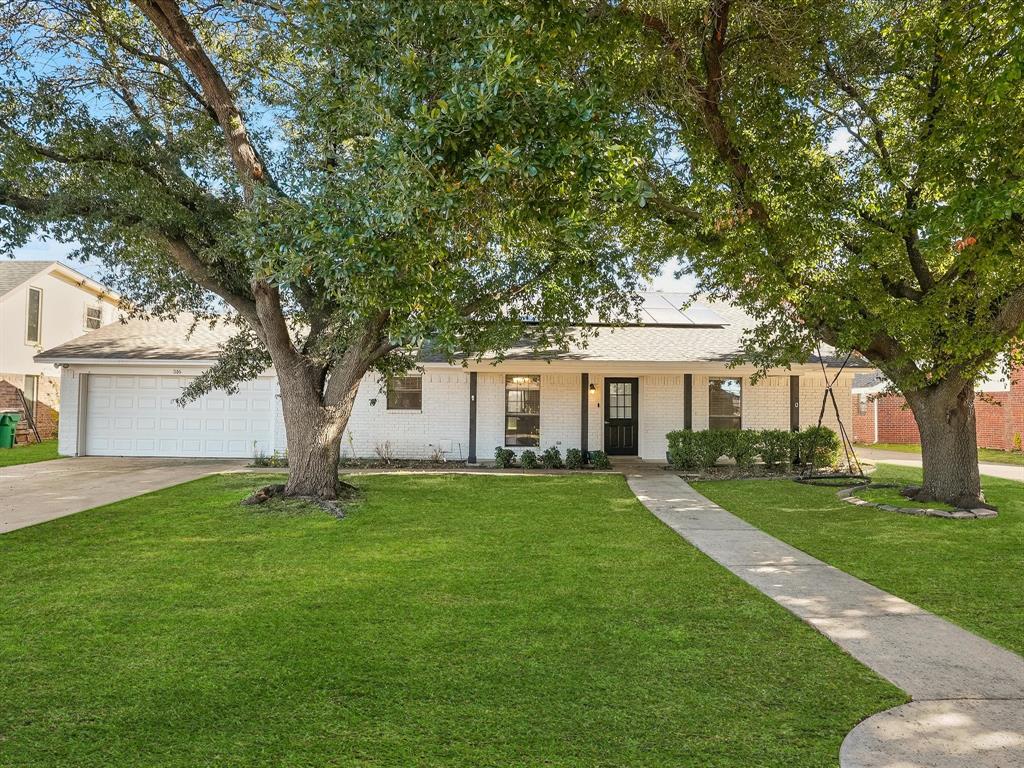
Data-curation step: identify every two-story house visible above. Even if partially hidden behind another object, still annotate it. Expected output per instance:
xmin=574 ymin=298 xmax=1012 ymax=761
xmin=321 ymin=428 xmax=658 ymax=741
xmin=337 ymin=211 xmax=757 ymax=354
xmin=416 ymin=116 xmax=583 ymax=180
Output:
xmin=0 ymin=261 xmax=119 ymax=443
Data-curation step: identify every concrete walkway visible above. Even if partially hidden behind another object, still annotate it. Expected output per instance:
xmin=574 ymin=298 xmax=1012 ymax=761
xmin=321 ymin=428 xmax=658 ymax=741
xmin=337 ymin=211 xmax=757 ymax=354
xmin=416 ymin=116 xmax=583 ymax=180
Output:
xmin=0 ymin=457 xmax=246 ymax=533
xmin=857 ymin=447 xmax=1023 ymax=483
xmin=625 ymin=469 xmax=1024 ymax=768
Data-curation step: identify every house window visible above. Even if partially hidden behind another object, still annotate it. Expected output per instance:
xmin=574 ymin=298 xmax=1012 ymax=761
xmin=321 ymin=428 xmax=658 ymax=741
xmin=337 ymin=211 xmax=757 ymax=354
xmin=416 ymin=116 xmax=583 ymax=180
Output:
xmin=858 ymin=394 xmax=868 ymax=415
xmin=26 ymin=287 xmax=42 ymax=343
xmin=505 ymin=374 xmax=540 ymax=446
xmin=23 ymin=375 xmax=38 ymax=418
xmin=386 ymin=375 xmax=422 ymax=410
xmin=85 ymin=305 xmax=103 ymax=330
xmin=708 ymin=377 xmax=742 ymax=430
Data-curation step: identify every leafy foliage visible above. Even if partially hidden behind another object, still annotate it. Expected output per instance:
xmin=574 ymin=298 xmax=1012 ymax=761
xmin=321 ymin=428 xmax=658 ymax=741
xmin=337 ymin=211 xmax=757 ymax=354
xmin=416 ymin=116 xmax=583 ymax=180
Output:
xmin=588 ymin=450 xmax=611 ymax=470
xmin=758 ymin=430 xmax=794 ymax=469
xmin=540 ymin=446 xmax=564 ymax=469
xmin=666 ymin=428 xmax=839 ymax=472
xmin=493 ymin=447 xmax=516 ymax=469
xmin=794 ymin=427 xmax=842 ymax=470
xmin=594 ymin=1 xmax=1024 ymax=391
xmin=519 ymin=449 xmax=539 ymax=470
xmin=564 ymin=448 xmax=584 ymax=470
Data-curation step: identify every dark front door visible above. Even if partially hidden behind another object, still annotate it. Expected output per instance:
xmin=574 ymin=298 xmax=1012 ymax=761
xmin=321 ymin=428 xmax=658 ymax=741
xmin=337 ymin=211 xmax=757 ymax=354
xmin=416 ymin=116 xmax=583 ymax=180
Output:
xmin=604 ymin=378 xmax=639 ymax=456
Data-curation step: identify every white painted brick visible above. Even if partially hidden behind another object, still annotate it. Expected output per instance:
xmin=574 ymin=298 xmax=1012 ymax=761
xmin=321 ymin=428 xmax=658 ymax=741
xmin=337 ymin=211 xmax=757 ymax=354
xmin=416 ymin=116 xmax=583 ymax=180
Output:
xmin=57 ymin=367 xmax=79 ymax=456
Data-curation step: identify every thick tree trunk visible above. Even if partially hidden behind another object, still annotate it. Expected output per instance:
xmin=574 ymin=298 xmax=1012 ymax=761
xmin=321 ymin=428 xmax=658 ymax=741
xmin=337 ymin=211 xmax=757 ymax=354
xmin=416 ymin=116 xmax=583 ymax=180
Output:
xmin=905 ymin=380 xmax=987 ymax=509
xmin=275 ymin=363 xmax=360 ymax=502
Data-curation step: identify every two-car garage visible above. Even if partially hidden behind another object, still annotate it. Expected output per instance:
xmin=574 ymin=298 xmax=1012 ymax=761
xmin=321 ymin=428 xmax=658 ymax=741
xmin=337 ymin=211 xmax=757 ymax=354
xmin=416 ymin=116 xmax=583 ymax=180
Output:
xmin=80 ymin=374 xmax=277 ymax=458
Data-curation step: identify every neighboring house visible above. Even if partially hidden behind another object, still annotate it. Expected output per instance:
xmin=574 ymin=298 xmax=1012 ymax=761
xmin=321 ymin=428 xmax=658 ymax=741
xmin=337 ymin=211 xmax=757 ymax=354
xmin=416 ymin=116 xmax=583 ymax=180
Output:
xmin=36 ymin=293 xmax=865 ymax=461
xmin=0 ymin=261 xmax=119 ymax=443
xmin=852 ymin=367 xmax=1024 ymax=452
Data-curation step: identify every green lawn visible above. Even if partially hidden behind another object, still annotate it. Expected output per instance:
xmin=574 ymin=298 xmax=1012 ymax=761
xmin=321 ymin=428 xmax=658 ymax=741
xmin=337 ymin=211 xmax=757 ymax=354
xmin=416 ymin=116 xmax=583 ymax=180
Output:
xmin=0 ymin=473 xmax=902 ymax=767
xmin=695 ymin=466 xmax=1024 ymax=655
xmin=859 ymin=441 xmax=1024 ymax=467
xmin=0 ymin=439 xmax=58 ymax=467
xmin=854 ymin=485 xmax=955 ymax=512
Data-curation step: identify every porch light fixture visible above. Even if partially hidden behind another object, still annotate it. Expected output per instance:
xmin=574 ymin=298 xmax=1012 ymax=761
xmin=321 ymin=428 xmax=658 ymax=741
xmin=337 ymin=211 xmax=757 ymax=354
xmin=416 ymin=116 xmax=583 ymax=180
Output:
xmin=588 ymin=383 xmax=597 ymax=393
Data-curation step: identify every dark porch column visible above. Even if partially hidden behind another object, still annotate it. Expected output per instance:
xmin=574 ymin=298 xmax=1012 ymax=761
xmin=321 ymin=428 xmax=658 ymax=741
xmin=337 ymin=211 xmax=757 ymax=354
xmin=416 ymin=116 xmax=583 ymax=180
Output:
xmin=580 ymin=373 xmax=589 ymax=458
xmin=468 ymin=372 xmax=478 ymax=464
xmin=790 ymin=375 xmax=800 ymax=431
xmin=683 ymin=373 xmax=693 ymax=430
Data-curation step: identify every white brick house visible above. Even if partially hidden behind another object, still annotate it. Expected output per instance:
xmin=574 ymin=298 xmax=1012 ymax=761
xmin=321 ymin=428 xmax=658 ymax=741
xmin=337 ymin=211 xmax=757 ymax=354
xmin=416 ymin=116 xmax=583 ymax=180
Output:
xmin=36 ymin=293 xmax=863 ymax=462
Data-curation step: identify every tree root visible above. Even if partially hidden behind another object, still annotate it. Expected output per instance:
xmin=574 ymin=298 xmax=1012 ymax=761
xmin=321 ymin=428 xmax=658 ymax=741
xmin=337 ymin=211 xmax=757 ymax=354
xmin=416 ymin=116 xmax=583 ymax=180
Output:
xmin=900 ymin=485 xmax=996 ymax=511
xmin=242 ymin=481 xmax=359 ymax=519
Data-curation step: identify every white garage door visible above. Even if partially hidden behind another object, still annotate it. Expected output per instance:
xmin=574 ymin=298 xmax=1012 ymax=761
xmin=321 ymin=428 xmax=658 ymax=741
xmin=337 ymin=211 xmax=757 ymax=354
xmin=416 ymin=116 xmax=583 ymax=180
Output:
xmin=85 ymin=374 xmax=276 ymax=457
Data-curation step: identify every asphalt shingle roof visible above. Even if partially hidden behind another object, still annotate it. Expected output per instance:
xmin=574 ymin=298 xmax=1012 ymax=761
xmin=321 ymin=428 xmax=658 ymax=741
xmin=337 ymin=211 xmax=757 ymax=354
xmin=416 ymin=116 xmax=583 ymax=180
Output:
xmin=36 ymin=294 xmax=867 ymax=367
xmin=37 ymin=315 xmax=236 ymax=361
xmin=0 ymin=261 xmax=55 ymax=297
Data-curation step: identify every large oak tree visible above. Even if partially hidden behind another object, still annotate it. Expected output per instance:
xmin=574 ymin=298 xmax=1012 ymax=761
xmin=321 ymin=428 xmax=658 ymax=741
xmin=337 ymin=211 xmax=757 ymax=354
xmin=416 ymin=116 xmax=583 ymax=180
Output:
xmin=590 ymin=0 xmax=1024 ymax=507
xmin=0 ymin=1 xmax=657 ymax=503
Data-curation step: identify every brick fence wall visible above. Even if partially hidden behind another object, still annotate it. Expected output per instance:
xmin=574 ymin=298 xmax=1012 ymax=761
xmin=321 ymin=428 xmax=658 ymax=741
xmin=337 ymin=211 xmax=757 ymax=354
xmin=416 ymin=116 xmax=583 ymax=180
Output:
xmin=0 ymin=374 xmax=60 ymax=443
xmin=852 ymin=368 xmax=1024 ymax=451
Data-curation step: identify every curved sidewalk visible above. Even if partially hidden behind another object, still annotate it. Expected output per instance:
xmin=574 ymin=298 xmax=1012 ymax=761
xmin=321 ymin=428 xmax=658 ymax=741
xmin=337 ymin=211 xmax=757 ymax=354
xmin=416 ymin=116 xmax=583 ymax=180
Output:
xmin=625 ymin=469 xmax=1024 ymax=768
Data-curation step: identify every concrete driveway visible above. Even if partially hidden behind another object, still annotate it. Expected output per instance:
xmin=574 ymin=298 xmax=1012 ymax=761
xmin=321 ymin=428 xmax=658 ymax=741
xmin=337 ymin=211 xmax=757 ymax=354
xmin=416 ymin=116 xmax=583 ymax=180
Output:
xmin=857 ymin=447 xmax=1024 ymax=483
xmin=0 ymin=457 xmax=247 ymax=534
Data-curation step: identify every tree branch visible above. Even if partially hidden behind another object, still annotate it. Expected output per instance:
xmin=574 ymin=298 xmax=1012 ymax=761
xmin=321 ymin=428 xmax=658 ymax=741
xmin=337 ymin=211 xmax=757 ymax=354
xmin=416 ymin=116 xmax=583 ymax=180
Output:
xmin=131 ymin=0 xmax=278 ymax=200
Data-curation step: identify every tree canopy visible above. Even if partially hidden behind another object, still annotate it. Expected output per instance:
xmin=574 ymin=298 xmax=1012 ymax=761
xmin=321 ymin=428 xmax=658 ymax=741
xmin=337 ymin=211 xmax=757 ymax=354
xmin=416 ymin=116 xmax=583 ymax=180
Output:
xmin=599 ymin=0 xmax=1024 ymax=387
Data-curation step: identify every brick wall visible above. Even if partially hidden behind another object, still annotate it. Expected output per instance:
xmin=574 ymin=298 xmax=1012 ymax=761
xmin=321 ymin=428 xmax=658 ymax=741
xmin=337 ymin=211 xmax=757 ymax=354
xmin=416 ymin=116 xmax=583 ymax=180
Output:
xmin=0 ymin=373 xmax=60 ymax=443
xmin=341 ymin=370 xmax=471 ymax=460
xmin=851 ymin=367 xmax=1024 ymax=451
xmin=640 ymin=374 xmax=685 ymax=460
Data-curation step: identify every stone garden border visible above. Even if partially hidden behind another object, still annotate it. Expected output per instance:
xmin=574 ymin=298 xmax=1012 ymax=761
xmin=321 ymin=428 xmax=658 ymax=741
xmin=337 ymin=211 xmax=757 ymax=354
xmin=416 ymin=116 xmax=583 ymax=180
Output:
xmin=837 ymin=482 xmax=997 ymax=519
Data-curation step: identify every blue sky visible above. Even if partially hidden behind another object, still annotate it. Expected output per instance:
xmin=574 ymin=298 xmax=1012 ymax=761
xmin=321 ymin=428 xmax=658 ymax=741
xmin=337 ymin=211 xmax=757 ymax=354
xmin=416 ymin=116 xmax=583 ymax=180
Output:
xmin=9 ymin=237 xmax=699 ymax=292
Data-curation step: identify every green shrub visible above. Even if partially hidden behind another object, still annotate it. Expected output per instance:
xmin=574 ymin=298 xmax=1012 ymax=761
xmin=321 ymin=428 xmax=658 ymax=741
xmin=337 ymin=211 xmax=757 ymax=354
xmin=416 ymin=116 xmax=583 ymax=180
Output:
xmin=519 ymin=449 xmax=538 ymax=469
xmin=564 ymin=448 xmax=584 ymax=469
xmin=540 ymin=446 xmax=563 ymax=469
xmin=666 ymin=430 xmax=701 ymax=469
xmin=758 ymin=430 xmax=792 ymax=470
xmin=696 ymin=434 xmax=729 ymax=468
xmin=667 ymin=429 xmax=732 ymax=470
xmin=727 ymin=430 xmax=760 ymax=468
xmin=494 ymin=447 xmax=516 ymax=468
xmin=588 ymin=450 xmax=611 ymax=469
xmin=795 ymin=426 xmax=841 ymax=469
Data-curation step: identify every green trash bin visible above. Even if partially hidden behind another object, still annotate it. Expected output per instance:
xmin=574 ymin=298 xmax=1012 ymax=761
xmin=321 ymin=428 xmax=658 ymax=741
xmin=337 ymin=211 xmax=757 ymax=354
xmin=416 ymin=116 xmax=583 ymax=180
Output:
xmin=0 ymin=412 xmax=21 ymax=449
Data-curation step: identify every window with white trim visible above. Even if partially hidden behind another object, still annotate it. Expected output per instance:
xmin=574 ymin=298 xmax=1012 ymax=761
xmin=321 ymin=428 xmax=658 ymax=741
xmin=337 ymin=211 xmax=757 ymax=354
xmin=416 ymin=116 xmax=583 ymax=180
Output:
xmin=386 ymin=375 xmax=422 ymax=410
xmin=26 ymin=287 xmax=42 ymax=343
xmin=708 ymin=378 xmax=742 ymax=430
xmin=505 ymin=375 xmax=540 ymax=446
xmin=85 ymin=305 xmax=103 ymax=330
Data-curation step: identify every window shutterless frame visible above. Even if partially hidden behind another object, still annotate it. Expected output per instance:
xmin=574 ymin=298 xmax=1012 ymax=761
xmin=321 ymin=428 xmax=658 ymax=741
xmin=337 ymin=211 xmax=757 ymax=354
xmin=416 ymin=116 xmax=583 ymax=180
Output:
xmin=505 ymin=374 xmax=540 ymax=447
xmin=708 ymin=377 xmax=742 ymax=431
xmin=25 ymin=287 xmax=42 ymax=344
xmin=386 ymin=375 xmax=422 ymax=410
xmin=85 ymin=305 xmax=103 ymax=330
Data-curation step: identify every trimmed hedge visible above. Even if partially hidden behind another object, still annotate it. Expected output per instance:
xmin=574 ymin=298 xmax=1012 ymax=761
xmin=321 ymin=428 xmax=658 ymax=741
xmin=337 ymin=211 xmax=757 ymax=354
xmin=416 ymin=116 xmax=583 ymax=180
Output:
xmin=666 ymin=427 xmax=841 ymax=471
xmin=588 ymin=450 xmax=611 ymax=469
xmin=794 ymin=426 xmax=841 ymax=469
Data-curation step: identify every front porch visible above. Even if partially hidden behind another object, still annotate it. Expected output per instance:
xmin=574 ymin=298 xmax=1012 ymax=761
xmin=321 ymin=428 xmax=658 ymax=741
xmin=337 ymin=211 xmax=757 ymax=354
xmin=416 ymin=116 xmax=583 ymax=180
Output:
xmin=465 ymin=368 xmax=815 ymax=463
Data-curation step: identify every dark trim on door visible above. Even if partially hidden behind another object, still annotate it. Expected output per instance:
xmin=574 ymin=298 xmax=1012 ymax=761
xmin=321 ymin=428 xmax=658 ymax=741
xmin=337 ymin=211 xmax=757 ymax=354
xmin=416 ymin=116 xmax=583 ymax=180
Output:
xmin=790 ymin=375 xmax=800 ymax=432
xmin=683 ymin=373 xmax=693 ymax=430
xmin=580 ymin=373 xmax=589 ymax=459
xmin=468 ymin=372 xmax=478 ymax=463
